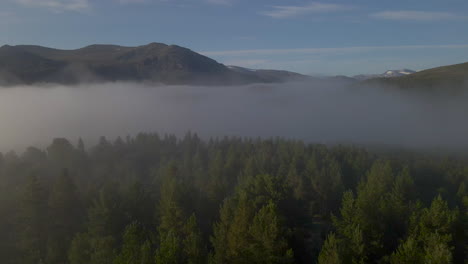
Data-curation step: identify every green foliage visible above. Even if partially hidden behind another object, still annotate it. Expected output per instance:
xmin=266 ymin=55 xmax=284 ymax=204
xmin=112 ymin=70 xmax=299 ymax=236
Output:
xmin=0 ymin=134 xmax=466 ymax=264
xmin=409 ymin=195 xmax=458 ymax=238
xmin=155 ymin=230 xmax=180 ymax=264
xmin=90 ymin=236 xmax=117 ymax=264
xmin=318 ymin=233 xmax=341 ymax=264
xmin=46 ymin=171 xmax=83 ymax=264
xmin=68 ymin=233 xmax=91 ymax=264
xmin=423 ymin=232 xmax=453 ymax=264
xmin=158 ymin=166 xmax=187 ymax=235
xmin=87 ymin=184 xmax=126 ymax=238
xmin=388 ymin=195 xmax=458 ymax=263
xmin=114 ymin=222 xmax=151 ymax=264
xmin=389 ymin=236 xmax=421 ymax=264
xmin=247 ymin=201 xmax=294 ymax=264
xmin=210 ymin=175 xmax=294 ymax=264
xmin=183 ymin=215 xmax=205 ymax=264
xmin=156 ymin=166 xmax=206 ymax=264
xmin=18 ymin=175 xmax=48 ymax=264
xmin=309 ymin=155 xmax=344 ymax=216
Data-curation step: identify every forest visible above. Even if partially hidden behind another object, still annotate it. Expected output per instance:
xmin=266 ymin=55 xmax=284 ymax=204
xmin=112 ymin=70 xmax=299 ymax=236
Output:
xmin=0 ymin=132 xmax=466 ymax=264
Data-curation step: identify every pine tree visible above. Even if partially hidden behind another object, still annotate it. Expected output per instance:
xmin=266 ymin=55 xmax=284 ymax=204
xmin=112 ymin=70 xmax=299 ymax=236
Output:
xmin=156 ymin=166 xmax=205 ymax=264
xmin=310 ymin=157 xmax=344 ymax=216
xmin=46 ymin=171 xmax=83 ymax=264
xmin=68 ymin=233 xmax=91 ymax=264
xmin=389 ymin=195 xmax=458 ymax=264
xmin=318 ymin=233 xmax=341 ymax=264
xmin=210 ymin=175 xmax=294 ymax=264
xmin=423 ymin=232 xmax=452 ymax=264
xmin=155 ymin=230 xmax=180 ymax=264
xmin=158 ymin=172 xmax=186 ymax=236
xmin=327 ymin=161 xmax=402 ymax=263
xmin=90 ymin=236 xmax=117 ymax=264
xmin=389 ymin=236 xmax=421 ymax=264
xmin=209 ymin=200 xmax=232 ymax=264
xmin=140 ymin=240 xmax=153 ymax=264
xmin=114 ymin=222 xmax=152 ymax=264
xmin=86 ymin=184 xmax=125 ymax=264
xmin=183 ymin=214 xmax=205 ymax=264
xmin=247 ymin=201 xmax=294 ymax=264
xmin=77 ymin=138 xmax=85 ymax=153
xmin=47 ymin=138 xmax=75 ymax=170
xmin=18 ymin=175 xmax=48 ymax=264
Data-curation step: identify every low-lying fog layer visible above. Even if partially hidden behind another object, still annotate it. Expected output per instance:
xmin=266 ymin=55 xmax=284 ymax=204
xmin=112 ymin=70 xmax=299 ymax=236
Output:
xmin=0 ymin=82 xmax=467 ymax=151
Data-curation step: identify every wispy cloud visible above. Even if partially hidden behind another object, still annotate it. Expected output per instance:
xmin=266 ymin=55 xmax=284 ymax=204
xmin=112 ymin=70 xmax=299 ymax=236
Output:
xmin=201 ymin=44 xmax=468 ymax=56
xmin=261 ymin=2 xmax=350 ymax=19
xmin=15 ymin=0 xmax=90 ymax=12
xmin=118 ymin=0 xmax=148 ymax=4
xmin=205 ymin=0 xmax=232 ymax=6
xmin=114 ymin=0 xmax=232 ymax=6
xmin=370 ymin=11 xmax=466 ymax=21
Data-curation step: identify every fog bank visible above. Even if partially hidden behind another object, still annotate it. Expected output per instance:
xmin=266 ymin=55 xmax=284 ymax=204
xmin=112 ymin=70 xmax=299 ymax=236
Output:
xmin=0 ymin=82 xmax=467 ymax=151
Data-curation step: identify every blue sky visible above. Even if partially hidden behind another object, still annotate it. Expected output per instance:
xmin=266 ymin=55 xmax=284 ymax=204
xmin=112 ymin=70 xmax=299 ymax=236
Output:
xmin=1 ymin=0 xmax=468 ymax=75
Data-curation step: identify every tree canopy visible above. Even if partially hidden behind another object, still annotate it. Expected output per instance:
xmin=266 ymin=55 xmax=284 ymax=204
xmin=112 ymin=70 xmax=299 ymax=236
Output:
xmin=0 ymin=133 xmax=466 ymax=263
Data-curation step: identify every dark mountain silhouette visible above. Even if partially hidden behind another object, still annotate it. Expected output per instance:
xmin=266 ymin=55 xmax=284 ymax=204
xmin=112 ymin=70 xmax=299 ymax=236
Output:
xmin=0 ymin=43 xmax=304 ymax=85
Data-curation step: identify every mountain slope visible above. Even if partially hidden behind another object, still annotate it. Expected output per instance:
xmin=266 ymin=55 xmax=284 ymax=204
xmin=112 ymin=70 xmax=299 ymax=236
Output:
xmin=0 ymin=45 xmax=66 ymax=84
xmin=363 ymin=62 xmax=468 ymax=90
xmin=354 ymin=69 xmax=415 ymax=80
xmin=227 ymin=66 xmax=311 ymax=82
xmin=0 ymin=43 xmax=294 ymax=85
xmin=228 ymin=66 xmax=358 ymax=85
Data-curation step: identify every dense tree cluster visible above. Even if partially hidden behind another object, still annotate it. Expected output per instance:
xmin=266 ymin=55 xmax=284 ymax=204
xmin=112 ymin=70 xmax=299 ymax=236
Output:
xmin=0 ymin=133 xmax=466 ymax=263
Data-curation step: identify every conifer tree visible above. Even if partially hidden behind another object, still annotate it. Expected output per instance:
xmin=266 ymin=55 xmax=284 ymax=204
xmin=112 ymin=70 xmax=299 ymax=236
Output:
xmin=46 ymin=171 xmax=82 ymax=264
xmin=18 ymin=175 xmax=48 ymax=264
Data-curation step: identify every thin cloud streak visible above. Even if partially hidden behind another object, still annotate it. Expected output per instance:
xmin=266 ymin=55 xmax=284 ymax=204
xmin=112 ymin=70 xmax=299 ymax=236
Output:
xmin=370 ymin=10 xmax=466 ymax=21
xmin=15 ymin=0 xmax=90 ymax=11
xmin=261 ymin=2 xmax=350 ymax=18
xmin=205 ymin=0 xmax=232 ymax=6
xmin=118 ymin=0 xmax=148 ymax=4
xmin=116 ymin=0 xmax=233 ymax=6
xmin=201 ymin=44 xmax=468 ymax=56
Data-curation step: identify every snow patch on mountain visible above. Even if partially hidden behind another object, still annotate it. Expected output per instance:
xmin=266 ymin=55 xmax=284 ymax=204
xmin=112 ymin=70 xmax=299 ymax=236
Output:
xmin=354 ymin=69 xmax=416 ymax=80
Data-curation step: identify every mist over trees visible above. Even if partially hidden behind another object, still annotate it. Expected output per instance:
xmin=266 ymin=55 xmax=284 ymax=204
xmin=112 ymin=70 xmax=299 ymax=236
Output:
xmin=0 ymin=133 xmax=466 ymax=263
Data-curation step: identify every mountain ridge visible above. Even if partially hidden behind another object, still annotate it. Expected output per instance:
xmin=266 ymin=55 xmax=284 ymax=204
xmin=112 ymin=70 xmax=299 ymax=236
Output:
xmin=0 ymin=43 xmax=313 ymax=86
xmin=362 ymin=62 xmax=468 ymax=90
xmin=1 ymin=43 xmax=467 ymax=89
xmin=353 ymin=69 xmax=416 ymax=80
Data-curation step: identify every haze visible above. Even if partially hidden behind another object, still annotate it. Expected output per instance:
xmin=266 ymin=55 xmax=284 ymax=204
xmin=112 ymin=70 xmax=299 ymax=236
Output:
xmin=0 ymin=82 xmax=466 ymax=151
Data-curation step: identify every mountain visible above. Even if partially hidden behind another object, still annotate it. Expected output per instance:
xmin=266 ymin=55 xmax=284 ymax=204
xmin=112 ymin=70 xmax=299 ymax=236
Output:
xmin=227 ymin=65 xmax=311 ymax=82
xmin=228 ymin=66 xmax=358 ymax=85
xmin=363 ymin=62 xmax=468 ymax=90
xmin=353 ymin=69 xmax=415 ymax=80
xmin=0 ymin=43 xmax=306 ymax=86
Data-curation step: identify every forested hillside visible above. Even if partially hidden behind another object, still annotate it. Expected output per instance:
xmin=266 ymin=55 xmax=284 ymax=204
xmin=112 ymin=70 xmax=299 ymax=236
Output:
xmin=0 ymin=133 xmax=466 ymax=263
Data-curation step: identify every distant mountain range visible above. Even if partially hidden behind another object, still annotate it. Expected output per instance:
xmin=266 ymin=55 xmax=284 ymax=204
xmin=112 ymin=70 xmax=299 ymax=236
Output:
xmin=0 ymin=43 xmax=316 ymax=86
xmin=227 ymin=66 xmax=310 ymax=83
xmin=353 ymin=69 xmax=416 ymax=80
xmin=0 ymin=42 xmax=466 ymax=89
